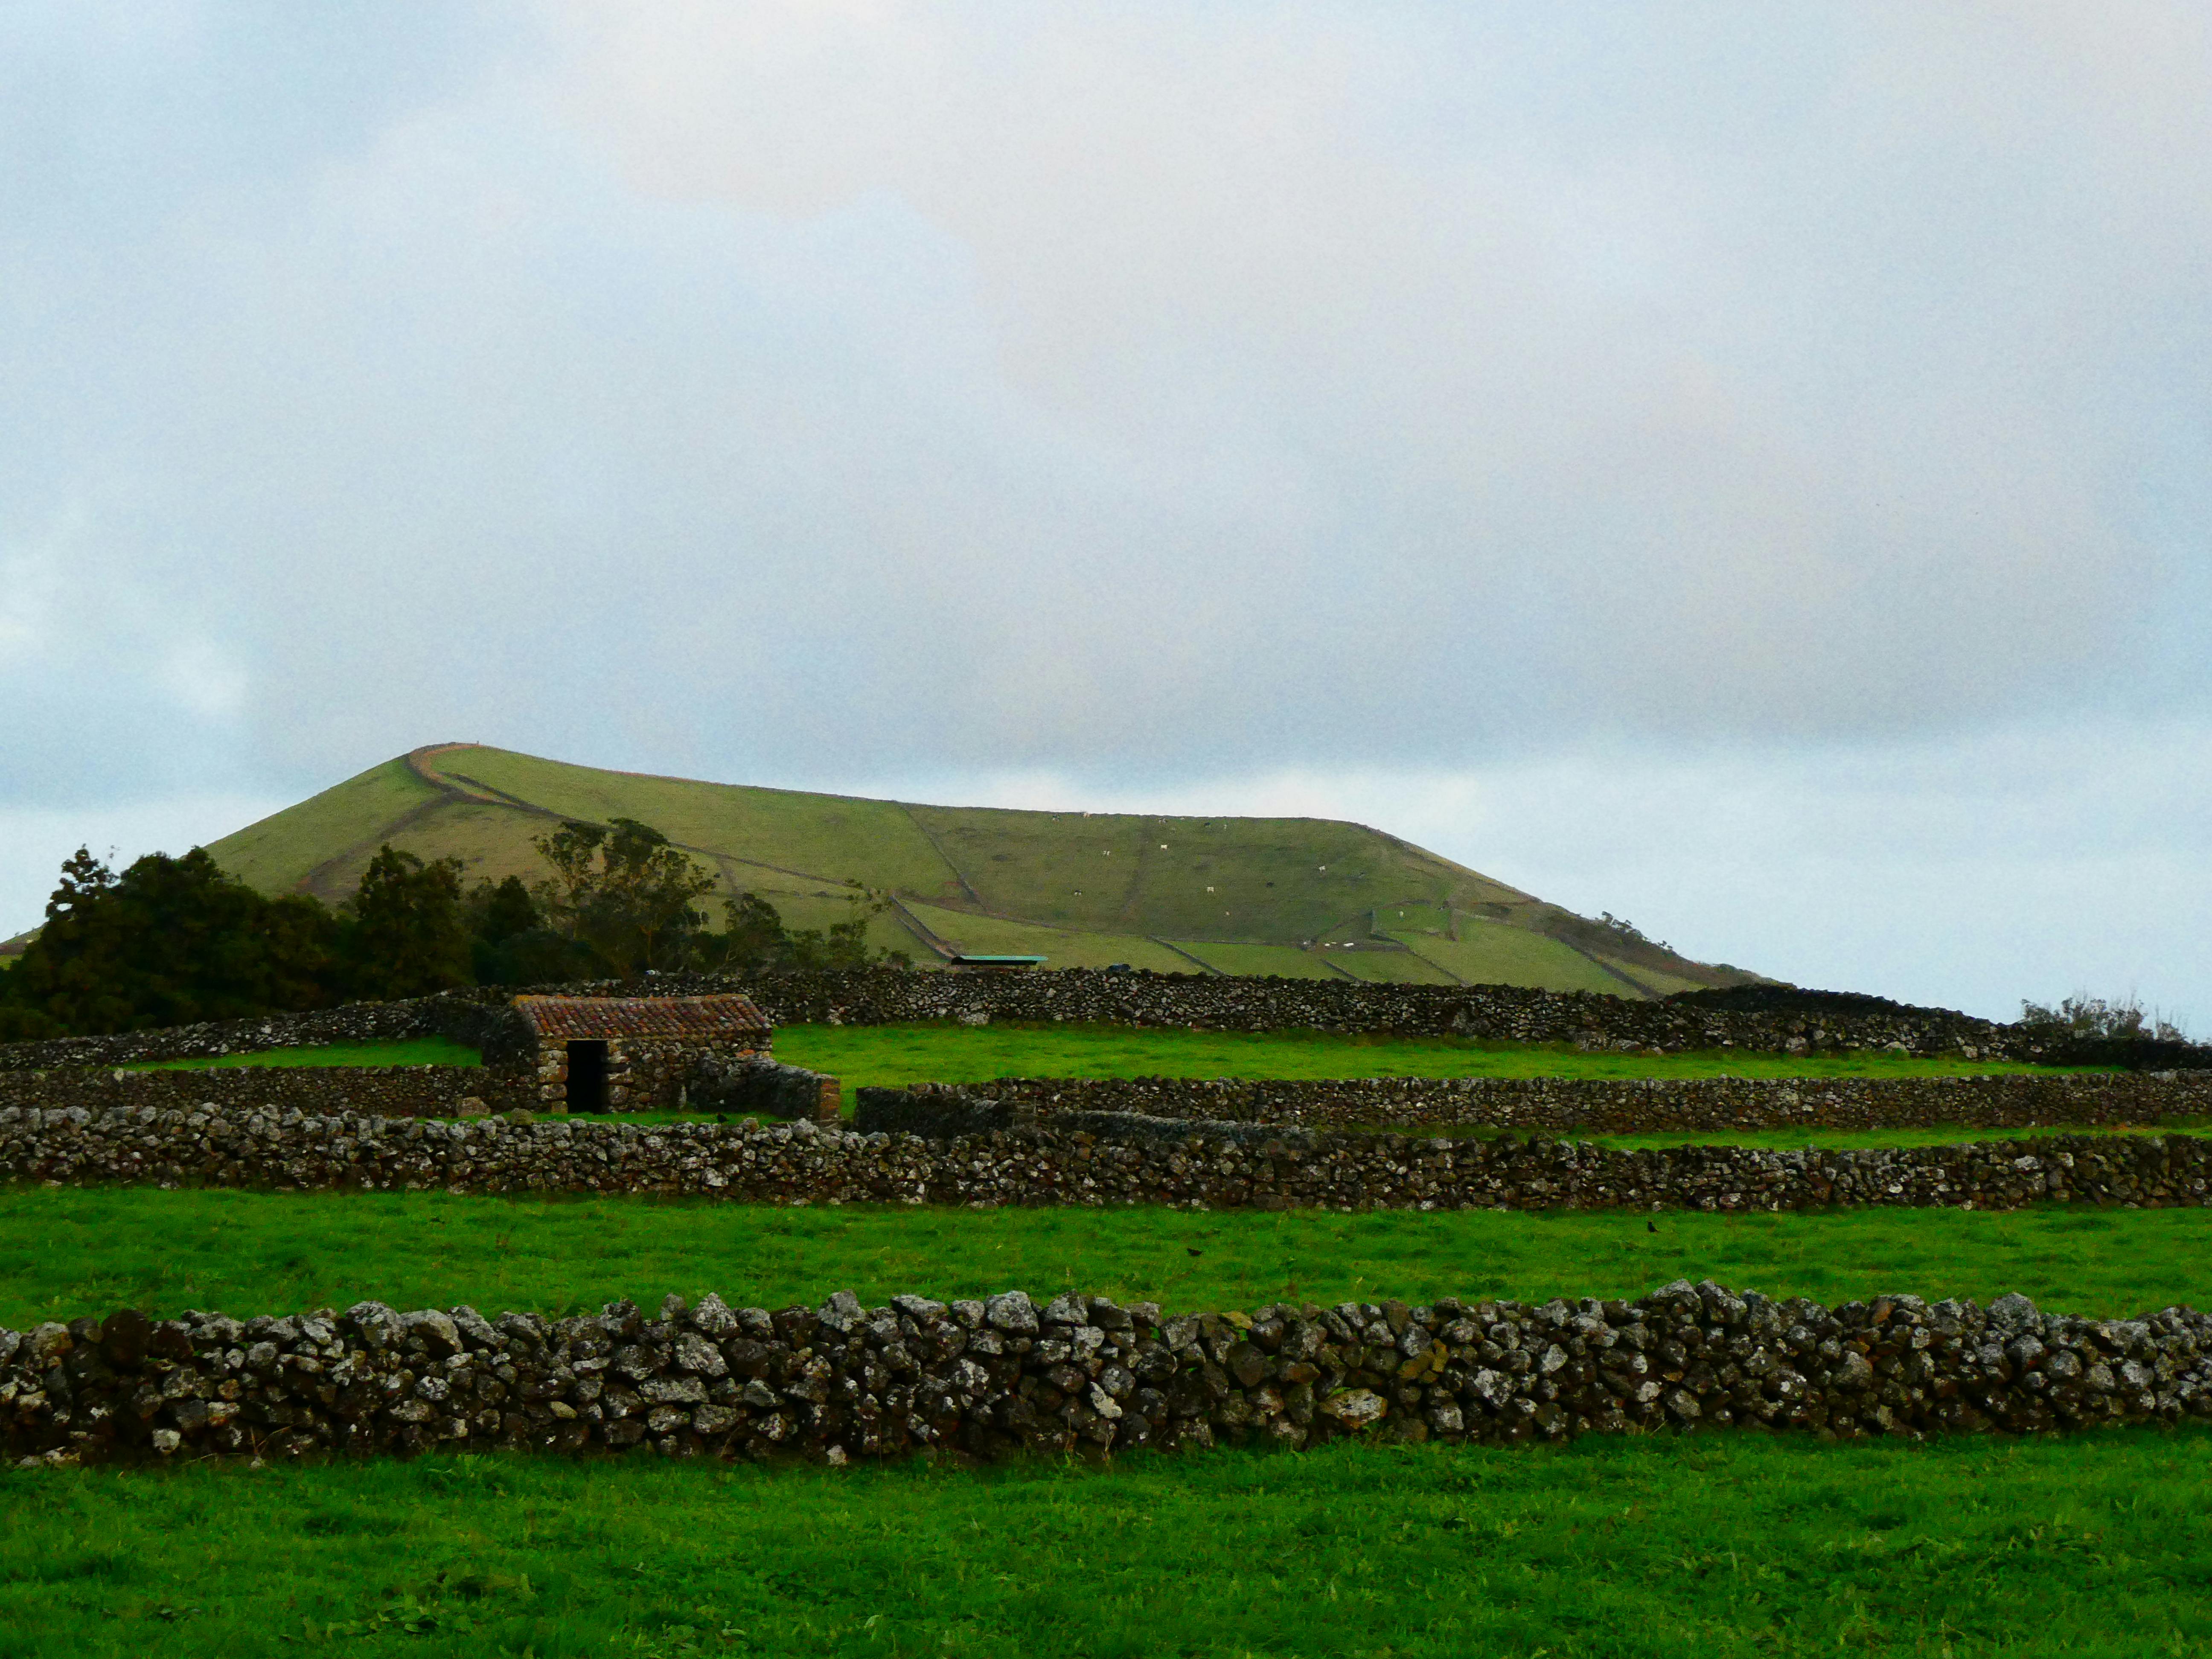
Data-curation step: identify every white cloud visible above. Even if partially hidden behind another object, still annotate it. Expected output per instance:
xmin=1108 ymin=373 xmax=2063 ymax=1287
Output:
xmin=2 ymin=2 xmax=2209 ymax=1025
xmin=157 ymin=639 xmax=249 ymax=720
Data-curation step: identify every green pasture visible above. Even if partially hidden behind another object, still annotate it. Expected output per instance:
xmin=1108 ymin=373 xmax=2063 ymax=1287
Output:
xmin=768 ymin=1021 xmax=2078 ymax=1090
xmin=894 ymin=900 xmax=1193 ymax=974
xmin=8 ymin=1180 xmax=2212 ymax=1656
xmin=1311 ymin=946 xmax=1459 ymax=987
xmin=1374 ymin=919 xmax=1632 ymax=995
xmin=116 ymin=1022 xmax=2071 ymax=1089
xmin=6 ymin=1187 xmax=2206 ymax=1328
xmin=1165 ymin=938 xmax=1348 ymax=980
xmin=7 ymin=1431 xmax=2210 ymax=1657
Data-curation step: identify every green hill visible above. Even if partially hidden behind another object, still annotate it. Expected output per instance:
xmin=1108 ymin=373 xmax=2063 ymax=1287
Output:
xmin=193 ymin=744 xmax=1754 ymax=998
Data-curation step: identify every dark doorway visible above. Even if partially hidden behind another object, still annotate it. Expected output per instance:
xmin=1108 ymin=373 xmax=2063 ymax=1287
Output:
xmin=565 ymin=1040 xmax=609 ymax=1112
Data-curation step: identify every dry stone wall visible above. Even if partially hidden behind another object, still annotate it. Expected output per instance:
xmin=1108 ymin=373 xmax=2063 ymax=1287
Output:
xmin=5 ymin=1101 xmax=2210 ymax=1213
xmin=0 ymin=998 xmax=447 ymax=1071
xmin=657 ymin=969 xmax=2044 ymax=1058
xmin=0 ymin=1059 xmax=837 ymax=1126
xmin=16 ymin=969 xmax=2200 ymax=1074
xmin=8 ymin=1281 xmax=2209 ymax=1470
xmin=0 ymin=1065 xmax=532 ymax=1122
xmin=867 ymin=1072 xmax=2212 ymax=1136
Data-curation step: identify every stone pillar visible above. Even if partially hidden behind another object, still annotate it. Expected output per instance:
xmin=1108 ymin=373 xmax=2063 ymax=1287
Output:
xmin=536 ymin=1045 xmax=566 ymax=1106
xmin=815 ymin=1076 xmax=843 ymax=1122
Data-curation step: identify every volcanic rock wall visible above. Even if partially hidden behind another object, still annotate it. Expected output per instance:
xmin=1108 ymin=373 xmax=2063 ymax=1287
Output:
xmin=0 ymin=1066 xmax=532 ymax=1121
xmin=5 ymin=1102 xmax=2209 ymax=1212
xmin=14 ymin=968 xmax=2177 ymax=1073
xmin=0 ymin=998 xmax=445 ymax=1071
xmin=8 ymin=1281 xmax=2207 ymax=1469
xmin=635 ymin=970 xmax=2043 ymax=1057
xmin=0 ymin=1057 xmax=836 ymax=1125
xmin=862 ymin=1072 xmax=2212 ymax=1135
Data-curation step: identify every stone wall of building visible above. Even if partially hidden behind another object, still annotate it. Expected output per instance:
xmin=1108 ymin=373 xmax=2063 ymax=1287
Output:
xmin=4 ymin=1100 xmax=2208 ymax=1212
xmin=7 ymin=1280 xmax=2206 ymax=1469
xmin=858 ymin=1071 xmax=2212 ymax=1136
xmin=524 ymin=1035 xmax=778 ymax=1113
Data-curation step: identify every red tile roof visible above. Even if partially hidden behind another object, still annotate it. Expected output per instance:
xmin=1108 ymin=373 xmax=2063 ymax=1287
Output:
xmin=513 ymin=993 xmax=771 ymax=1041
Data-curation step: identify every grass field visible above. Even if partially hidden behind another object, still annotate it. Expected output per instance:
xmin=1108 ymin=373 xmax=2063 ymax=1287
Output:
xmin=767 ymin=1022 xmax=2079 ymax=1091
xmin=1378 ymin=920 xmax=1633 ymax=996
xmin=1313 ymin=947 xmax=1461 ymax=987
xmin=6 ymin=1431 xmax=2209 ymax=1658
xmin=7 ymin=1187 xmax=2207 ymax=1327
xmin=115 ymin=1024 xmax=2069 ymax=1087
xmin=10 ymin=1187 xmax=2212 ymax=1656
xmin=1164 ymin=939 xmax=1348 ymax=980
xmin=894 ymin=900 xmax=1194 ymax=974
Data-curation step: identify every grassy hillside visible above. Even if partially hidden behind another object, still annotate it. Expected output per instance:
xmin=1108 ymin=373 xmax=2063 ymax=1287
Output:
xmin=196 ymin=743 xmax=1754 ymax=995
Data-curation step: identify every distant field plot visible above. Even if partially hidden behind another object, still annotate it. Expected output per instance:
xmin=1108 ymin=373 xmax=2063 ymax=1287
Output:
xmin=6 ymin=1432 xmax=2209 ymax=1657
xmin=1315 ymin=946 xmax=1460 ymax=986
xmin=1168 ymin=940 xmax=1344 ymax=979
xmin=768 ymin=1022 xmax=2072 ymax=1094
xmin=1387 ymin=919 xmax=1631 ymax=995
xmin=906 ymin=799 xmax=1502 ymax=945
xmin=1593 ymin=952 xmax=1715 ymax=997
xmin=130 ymin=1038 xmax=480 ymax=1071
xmin=896 ymin=901 xmax=1193 ymax=972
xmin=6 ymin=1186 xmax=2202 ymax=1327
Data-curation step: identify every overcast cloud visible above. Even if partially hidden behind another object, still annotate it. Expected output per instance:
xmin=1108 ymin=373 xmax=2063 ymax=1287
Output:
xmin=3 ymin=3 xmax=2207 ymax=1023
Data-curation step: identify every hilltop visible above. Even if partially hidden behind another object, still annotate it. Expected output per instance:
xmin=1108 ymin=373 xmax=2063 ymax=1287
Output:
xmin=192 ymin=744 xmax=1751 ymax=997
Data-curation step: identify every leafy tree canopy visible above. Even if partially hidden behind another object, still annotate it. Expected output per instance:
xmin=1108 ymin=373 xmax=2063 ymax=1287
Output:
xmin=2020 ymin=993 xmax=2187 ymax=1045
xmin=341 ymin=845 xmax=474 ymax=1001
xmin=705 ymin=886 xmax=911 ymax=974
xmin=531 ymin=818 xmax=718 ymax=977
xmin=4 ymin=847 xmax=341 ymax=1034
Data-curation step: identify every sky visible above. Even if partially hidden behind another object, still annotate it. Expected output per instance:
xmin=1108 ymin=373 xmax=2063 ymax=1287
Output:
xmin=3 ymin=2 xmax=2208 ymax=1027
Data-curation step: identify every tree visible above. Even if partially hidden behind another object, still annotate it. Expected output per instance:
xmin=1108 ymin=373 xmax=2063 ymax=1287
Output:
xmin=713 ymin=890 xmax=793 ymax=973
xmin=786 ymin=889 xmax=906 ymax=970
xmin=6 ymin=846 xmax=341 ymax=1033
xmin=468 ymin=876 xmax=540 ymax=946
xmin=341 ymin=845 xmax=474 ymax=1000
xmin=2020 ymin=993 xmax=2186 ymax=1045
xmin=530 ymin=818 xmax=717 ymax=977
xmin=0 ymin=955 xmax=63 ymax=1041
xmin=463 ymin=873 xmax=601 ymax=986
xmin=707 ymin=886 xmax=911 ymax=973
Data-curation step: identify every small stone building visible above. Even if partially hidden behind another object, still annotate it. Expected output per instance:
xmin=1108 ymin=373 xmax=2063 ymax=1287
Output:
xmin=515 ymin=993 xmax=772 ymax=1112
